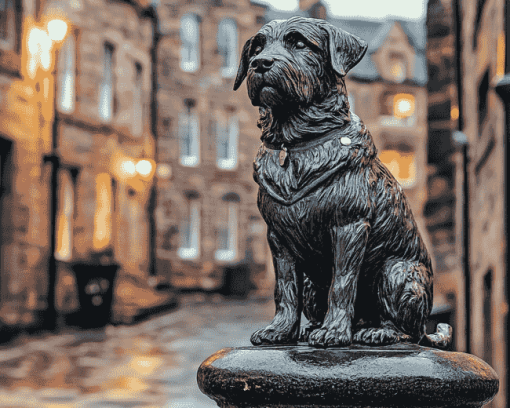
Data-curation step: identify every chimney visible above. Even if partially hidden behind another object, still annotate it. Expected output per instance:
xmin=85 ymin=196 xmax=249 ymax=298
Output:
xmin=299 ymin=0 xmax=320 ymax=12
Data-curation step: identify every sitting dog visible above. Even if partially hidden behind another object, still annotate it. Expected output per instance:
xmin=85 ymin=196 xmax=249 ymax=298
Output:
xmin=233 ymin=17 xmax=452 ymax=348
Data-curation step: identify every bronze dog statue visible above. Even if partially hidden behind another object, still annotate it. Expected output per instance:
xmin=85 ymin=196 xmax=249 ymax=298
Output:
xmin=234 ymin=17 xmax=451 ymax=348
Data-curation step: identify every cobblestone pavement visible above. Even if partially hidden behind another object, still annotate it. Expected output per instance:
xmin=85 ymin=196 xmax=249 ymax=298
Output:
xmin=0 ymin=294 xmax=275 ymax=407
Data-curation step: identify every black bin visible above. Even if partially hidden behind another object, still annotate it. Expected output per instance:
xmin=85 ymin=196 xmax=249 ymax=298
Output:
xmin=71 ymin=263 xmax=119 ymax=328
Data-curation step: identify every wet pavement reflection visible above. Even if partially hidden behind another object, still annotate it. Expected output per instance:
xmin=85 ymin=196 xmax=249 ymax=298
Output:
xmin=0 ymin=294 xmax=274 ymax=407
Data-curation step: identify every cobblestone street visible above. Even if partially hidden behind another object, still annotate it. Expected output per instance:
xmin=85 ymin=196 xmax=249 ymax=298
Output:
xmin=0 ymin=295 xmax=274 ymax=407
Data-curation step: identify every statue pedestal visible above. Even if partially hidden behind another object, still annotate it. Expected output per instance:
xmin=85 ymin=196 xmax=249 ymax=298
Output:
xmin=197 ymin=344 xmax=498 ymax=407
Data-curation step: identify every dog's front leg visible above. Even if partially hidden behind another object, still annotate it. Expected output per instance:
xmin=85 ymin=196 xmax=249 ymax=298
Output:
xmin=309 ymin=219 xmax=370 ymax=347
xmin=251 ymin=229 xmax=302 ymax=345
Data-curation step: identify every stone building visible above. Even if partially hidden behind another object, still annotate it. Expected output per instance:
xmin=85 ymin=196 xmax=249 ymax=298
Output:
xmin=0 ymin=0 xmax=174 ymax=331
xmin=0 ymin=0 xmax=53 ymax=335
xmin=154 ymin=0 xmax=270 ymax=292
xmin=426 ymin=0 xmax=508 ymax=407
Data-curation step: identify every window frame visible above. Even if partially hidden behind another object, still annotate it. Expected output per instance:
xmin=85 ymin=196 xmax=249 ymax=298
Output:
xmin=55 ymin=170 xmax=75 ymax=261
xmin=217 ymin=18 xmax=237 ymax=78
xmin=132 ymin=61 xmax=143 ymax=136
xmin=216 ymin=115 xmax=238 ymax=170
xmin=99 ymin=42 xmax=115 ymax=122
xmin=180 ymin=13 xmax=200 ymax=73
xmin=215 ymin=198 xmax=238 ymax=262
xmin=57 ymin=34 xmax=76 ymax=113
xmin=179 ymin=107 xmax=200 ymax=167
xmin=178 ymin=195 xmax=201 ymax=260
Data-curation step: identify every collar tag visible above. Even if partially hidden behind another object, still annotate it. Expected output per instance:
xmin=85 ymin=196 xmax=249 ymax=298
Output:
xmin=279 ymin=146 xmax=288 ymax=167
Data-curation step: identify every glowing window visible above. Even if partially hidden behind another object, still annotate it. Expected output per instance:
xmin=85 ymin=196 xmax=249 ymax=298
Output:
xmin=180 ymin=14 xmax=200 ymax=73
xmin=215 ymin=194 xmax=239 ymax=262
xmin=393 ymin=94 xmax=415 ymax=118
xmin=57 ymin=35 xmax=75 ymax=113
xmin=380 ymin=149 xmax=417 ymax=188
xmin=93 ymin=173 xmax=113 ymax=250
xmin=218 ymin=19 xmax=237 ymax=78
xmin=178 ymin=194 xmax=200 ymax=260
xmin=55 ymin=171 xmax=74 ymax=261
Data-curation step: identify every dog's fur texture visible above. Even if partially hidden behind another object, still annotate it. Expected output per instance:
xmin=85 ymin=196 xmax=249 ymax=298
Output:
xmin=234 ymin=17 xmax=452 ymax=348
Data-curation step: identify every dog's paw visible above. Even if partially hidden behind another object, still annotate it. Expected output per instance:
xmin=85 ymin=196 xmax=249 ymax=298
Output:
xmin=353 ymin=327 xmax=412 ymax=345
xmin=299 ymin=322 xmax=321 ymax=342
xmin=250 ymin=325 xmax=298 ymax=345
xmin=308 ymin=326 xmax=352 ymax=348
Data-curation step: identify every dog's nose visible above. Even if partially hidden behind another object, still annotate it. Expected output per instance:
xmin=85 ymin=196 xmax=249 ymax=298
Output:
xmin=251 ymin=58 xmax=274 ymax=73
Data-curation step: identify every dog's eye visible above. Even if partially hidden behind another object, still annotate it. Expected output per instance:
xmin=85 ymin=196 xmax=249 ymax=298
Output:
xmin=295 ymin=41 xmax=306 ymax=49
xmin=253 ymin=46 xmax=263 ymax=55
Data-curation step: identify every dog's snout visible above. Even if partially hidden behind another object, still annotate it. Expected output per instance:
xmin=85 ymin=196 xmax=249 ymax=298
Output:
xmin=251 ymin=57 xmax=274 ymax=73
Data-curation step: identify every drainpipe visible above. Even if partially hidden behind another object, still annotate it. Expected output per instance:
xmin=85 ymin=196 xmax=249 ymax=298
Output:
xmin=494 ymin=0 xmax=509 ymax=398
xmin=453 ymin=0 xmax=470 ymax=354
xmin=144 ymin=3 xmax=159 ymax=277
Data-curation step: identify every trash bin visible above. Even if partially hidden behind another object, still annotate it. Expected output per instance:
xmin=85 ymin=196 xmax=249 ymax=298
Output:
xmin=71 ymin=262 xmax=119 ymax=328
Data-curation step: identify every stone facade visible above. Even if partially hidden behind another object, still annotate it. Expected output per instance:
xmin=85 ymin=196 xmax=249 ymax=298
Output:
xmin=154 ymin=0 xmax=270 ymax=292
xmin=426 ymin=0 xmax=508 ymax=407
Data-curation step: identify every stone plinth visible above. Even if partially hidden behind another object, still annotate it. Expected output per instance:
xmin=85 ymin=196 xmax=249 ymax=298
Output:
xmin=197 ymin=344 xmax=499 ymax=407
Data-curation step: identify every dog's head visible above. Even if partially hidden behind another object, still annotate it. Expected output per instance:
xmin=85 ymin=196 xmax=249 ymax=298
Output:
xmin=233 ymin=17 xmax=368 ymax=109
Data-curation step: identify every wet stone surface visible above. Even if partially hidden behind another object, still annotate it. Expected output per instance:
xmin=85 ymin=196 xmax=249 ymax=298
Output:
xmin=198 ymin=344 xmax=499 ymax=408
xmin=0 ymin=294 xmax=274 ymax=407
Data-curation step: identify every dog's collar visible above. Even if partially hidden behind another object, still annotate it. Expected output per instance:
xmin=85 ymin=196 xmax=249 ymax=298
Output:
xmin=262 ymin=128 xmax=350 ymax=152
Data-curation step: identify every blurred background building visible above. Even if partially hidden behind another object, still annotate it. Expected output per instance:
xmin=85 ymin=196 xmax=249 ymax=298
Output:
xmin=426 ymin=0 xmax=508 ymax=407
xmin=0 ymin=0 xmax=508 ymax=405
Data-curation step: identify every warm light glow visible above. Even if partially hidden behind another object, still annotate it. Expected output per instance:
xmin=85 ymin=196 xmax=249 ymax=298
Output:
xmin=55 ymin=173 xmax=74 ymax=261
xmin=497 ymin=32 xmax=505 ymax=78
xmin=390 ymin=61 xmax=406 ymax=83
xmin=393 ymin=94 xmax=415 ymax=118
xmin=27 ymin=27 xmax=53 ymax=74
xmin=451 ymin=106 xmax=459 ymax=120
xmin=129 ymin=356 xmax=163 ymax=376
xmin=135 ymin=160 xmax=152 ymax=177
xmin=156 ymin=163 xmax=172 ymax=179
xmin=380 ymin=150 xmax=417 ymax=188
xmin=47 ymin=19 xmax=68 ymax=42
xmin=120 ymin=160 xmax=136 ymax=177
xmin=93 ymin=173 xmax=112 ymax=250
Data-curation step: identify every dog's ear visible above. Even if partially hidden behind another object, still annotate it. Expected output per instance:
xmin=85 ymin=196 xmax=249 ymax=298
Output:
xmin=233 ymin=37 xmax=253 ymax=91
xmin=322 ymin=24 xmax=368 ymax=77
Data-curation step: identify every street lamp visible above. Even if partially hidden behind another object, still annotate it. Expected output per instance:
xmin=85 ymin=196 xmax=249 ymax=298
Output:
xmin=27 ymin=15 xmax=70 ymax=331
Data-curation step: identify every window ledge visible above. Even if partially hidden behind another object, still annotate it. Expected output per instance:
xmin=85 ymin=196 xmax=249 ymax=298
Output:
xmin=178 ymin=247 xmax=199 ymax=259
xmin=217 ymin=158 xmax=237 ymax=170
xmin=215 ymin=250 xmax=236 ymax=262
xmin=180 ymin=156 xmax=200 ymax=167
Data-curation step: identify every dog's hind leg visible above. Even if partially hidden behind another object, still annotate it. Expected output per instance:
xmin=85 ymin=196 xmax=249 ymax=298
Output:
xmin=354 ymin=260 xmax=432 ymax=345
xmin=251 ymin=229 xmax=303 ymax=345
xmin=300 ymin=276 xmax=328 ymax=342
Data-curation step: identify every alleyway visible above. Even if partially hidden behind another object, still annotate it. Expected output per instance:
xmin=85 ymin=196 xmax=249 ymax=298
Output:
xmin=0 ymin=295 xmax=275 ymax=407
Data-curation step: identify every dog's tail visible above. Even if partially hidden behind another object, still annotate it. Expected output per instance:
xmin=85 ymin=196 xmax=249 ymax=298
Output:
xmin=419 ymin=323 xmax=453 ymax=350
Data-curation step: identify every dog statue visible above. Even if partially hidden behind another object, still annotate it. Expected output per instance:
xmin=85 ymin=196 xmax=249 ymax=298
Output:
xmin=233 ymin=17 xmax=452 ymax=349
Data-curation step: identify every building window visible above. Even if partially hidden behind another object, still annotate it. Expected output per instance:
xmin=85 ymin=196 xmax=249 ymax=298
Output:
xmin=180 ymin=14 xmax=200 ymax=73
xmin=380 ymin=148 xmax=417 ymax=188
xmin=99 ymin=42 xmax=114 ymax=122
xmin=216 ymin=115 xmax=238 ymax=170
xmin=93 ymin=173 xmax=113 ymax=251
xmin=57 ymin=35 xmax=76 ymax=113
xmin=389 ymin=53 xmax=407 ymax=83
xmin=215 ymin=193 xmax=239 ymax=262
xmin=179 ymin=100 xmax=200 ymax=167
xmin=217 ymin=19 xmax=237 ymax=78
xmin=0 ymin=0 xmax=16 ymax=48
xmin=178 ymin=192 xmax=200 ymax=260
xmin=380 ymin=93 xmax=416 ymax=127
xmin=55 ymin=171 xmax=75 ymax=261
xmin=133 ymin=62 xmax=143 ymax=136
